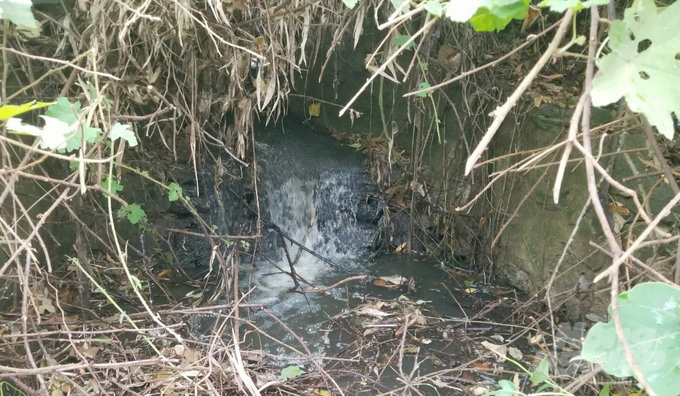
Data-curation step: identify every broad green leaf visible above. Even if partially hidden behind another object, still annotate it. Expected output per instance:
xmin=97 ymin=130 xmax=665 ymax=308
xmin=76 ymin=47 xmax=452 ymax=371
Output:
xmin=539 ymin=0 xmax=609 ymax=13
xmin=591 ymin=0 xmax=680 ymax=140
xmin=394 ymin=34 xmax=415 ymax=49
xmin=0 ymin=101 xmax=53 ymax=120
xmin=0 ymin=0 xmax=38 ymax=28
xmin=278 ymin=365 xmax=304 ymax=381
xmin=101 ymin=175 xmax=123 ymax=196
xmin=168 ymin=182 xmax=182 ymax=202
xmin=118 ymin=204 xmax=146 ymax=224
xmin=445 ymin=0 xmax=530 ymax=32
xmin=417 ymin=82 xmax=431 ymax=98
xmin=45 ymin=97 xmax=81 ymax=124
xmin=6 ymin=116 xmax=76 ymax=150
xmin=578 ymin=282 xmax=680 ymax=396
xmin=44 ymin=98 xmax=102 ymax=152
xmin=64 ymin=124 xmax=101 ymax=152
xmin=424 ymin=1 xmax=443 ymax=17
xmin=529 ymin=357 xmax=550 ymax=385
xmin=341 ymin=0 xmax=358 ymax=9
xmin=110 ymin=123 xmax=138 ymax=147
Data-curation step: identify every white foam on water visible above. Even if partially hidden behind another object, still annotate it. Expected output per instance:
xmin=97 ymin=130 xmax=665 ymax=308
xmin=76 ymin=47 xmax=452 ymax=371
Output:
xmin=244 ymin=169 xmax=364 ymax=327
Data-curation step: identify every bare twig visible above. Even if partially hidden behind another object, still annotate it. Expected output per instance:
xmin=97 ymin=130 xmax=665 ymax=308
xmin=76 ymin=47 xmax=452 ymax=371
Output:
xmin=464 ymin=10 xmax=574 ymax=175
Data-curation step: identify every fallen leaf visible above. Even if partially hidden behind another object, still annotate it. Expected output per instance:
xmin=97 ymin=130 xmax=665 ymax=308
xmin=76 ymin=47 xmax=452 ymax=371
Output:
xmin=521 ymin=5 xmax=541 ymax=32
xmin=309 ymin=102 xmax=321 ymax=117
xmin=481 ymin=341 xmax=507 ymax=362
xmin=508 ymin=346 xmax=523 ymax=360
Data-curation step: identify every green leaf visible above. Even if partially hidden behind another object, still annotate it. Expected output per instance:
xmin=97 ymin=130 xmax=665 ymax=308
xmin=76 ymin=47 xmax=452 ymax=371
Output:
xmin=529 ymin=357 xmax=550 ymax=385
xmin=129 ymin=275 xmax=142 ymax=290
xmin=420 ymin=62 xmax=428 ymax=72
xmin=110 ymin=123 xmax=138 ymax=147
xmin=341 ymin=0 xmax=358 ymax=8
xmin=417 ymin=82 xmax=432 ymax=97
xmin=101 ymin=175 xmax=123 ymax=196
xmin=80 ymin=81 xmax=114 ymax=106
xmin=394 ymin=34 xmax=415 ymax=49
xmin=118 ymin=204 xmax=146 ymax=225
xmin=6 ymin=116 xmax=75 ymax=150
xmin=445 ymin=0 xmax=530 ymax=32
xmin=424 ymin=1 xmax=443 ymax=17
xmin=591 ymin=0 xmax=680 ymax=140
xmin=485 ymin=379 xmax=517 ymax=396
xmin=278 ymin=365 xmax=304 ymax=381
xmin=539 ymin=0 xmax=609 ymax=13
xmin=0 ymin=0 xmax=38 ymax=28
xmin=0 ymin=101 xmax=53 ymax=120
xmin=599 ymin=383 xmax=610 ymax=396
xmin=390 ymin=0 xmax=410 ymax=14
xmin=45 ymin=97 xmax=81 ymax=125
xmin=578 ymin=282 xmax=680 ymax=396
xmin=168 ymin=182 xmax=182 ymax=202
xmin=42 ymin=97 xmax=102 ymax=152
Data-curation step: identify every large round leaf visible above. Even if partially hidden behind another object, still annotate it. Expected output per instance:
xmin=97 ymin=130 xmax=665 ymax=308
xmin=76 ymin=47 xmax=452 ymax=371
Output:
xmin=578 ymin=282 xmax=680 ymax=396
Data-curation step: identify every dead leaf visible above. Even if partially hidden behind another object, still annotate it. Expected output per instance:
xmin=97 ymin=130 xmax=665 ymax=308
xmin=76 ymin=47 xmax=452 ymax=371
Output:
xmin=437 ymin=44 xmax=461 ymax=71
xmin=410 ymin=181 xmax=425 ymax=197
xmin=508 ymin=346 xmax=523 ymax=360
xmin=376 ymin=276 xmax=407 ymax=288
xmin=413 ymin=309 xmax=427 ymax=326
xmin=363 ymin=327 xmax=381 ymax=336
xmin=357 ymin=307 xmax=392 ymax=318
xmin=223 ymin=0 xmax=246 ymax=14
xmin=521 ymin=5 xmax=541 ymax=32
xmin=75 ymin=343 xmax=100 ymax=358
xmin=610 ymin=201 xmax=630 ymax=215
xmin=481 ymin=341 xmax=507 ymax=362
xmin=540 ymin=73 xmax=563 ymax=80
xmin=471 ymin=385 xmax=491 ymax=395
xmin=612 ymin=212 xmax=627 ymax=234
xmin=431 ymin=377 xmax=449 ymax=388
xmin=309 ymin=102 xmax=321 ymax=117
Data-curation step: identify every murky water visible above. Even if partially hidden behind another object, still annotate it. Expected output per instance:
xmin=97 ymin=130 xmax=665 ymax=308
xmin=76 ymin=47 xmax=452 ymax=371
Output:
xmin=230 ymin=124 xmax=486 ymax=364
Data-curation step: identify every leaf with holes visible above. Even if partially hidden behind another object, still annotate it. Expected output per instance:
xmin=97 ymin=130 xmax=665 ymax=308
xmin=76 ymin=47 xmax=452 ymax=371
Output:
xmin=445 ymin=0 xmax=530 ymax=32
xmin=577 ymin=282 xmax=680 ymax=396
xmin=591 ymin=0 xmax=680 ymax=140
xmin=539 ymin=0 xmax=609 ymax=13
xmin=118 ymin=204 xmax=146 ymax=225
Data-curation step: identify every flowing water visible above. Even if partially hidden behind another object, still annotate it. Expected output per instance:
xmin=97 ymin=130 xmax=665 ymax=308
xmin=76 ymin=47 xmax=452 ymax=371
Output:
xmin=242 ymin=123 xmax=379 ymax=354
